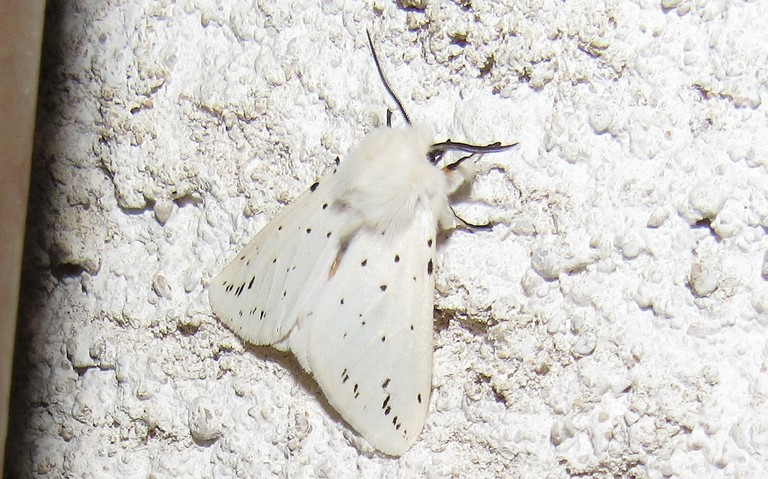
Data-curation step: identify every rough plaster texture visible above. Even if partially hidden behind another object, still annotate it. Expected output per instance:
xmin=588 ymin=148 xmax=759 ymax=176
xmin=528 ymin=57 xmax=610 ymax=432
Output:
xmin=7 ymin=0 xmax=768 ymax=478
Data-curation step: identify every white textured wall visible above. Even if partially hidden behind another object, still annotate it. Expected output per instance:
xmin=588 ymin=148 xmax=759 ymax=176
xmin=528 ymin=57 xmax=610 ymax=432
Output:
xmin=8 ymin=0 xmax=768 ymax=477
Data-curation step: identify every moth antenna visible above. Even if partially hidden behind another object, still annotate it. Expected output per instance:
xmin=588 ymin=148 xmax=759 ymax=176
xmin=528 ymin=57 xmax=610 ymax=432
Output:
xmin=428 ymin=140 xmax=518 ymax=165
xmin=366 ymin=30 xmax=412 ymax=126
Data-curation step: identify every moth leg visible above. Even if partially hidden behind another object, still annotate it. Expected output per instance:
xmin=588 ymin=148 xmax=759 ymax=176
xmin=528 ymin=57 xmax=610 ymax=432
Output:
xmin=444 ymin=154 xmax=473 ymax=171
xmin=450 ymin=205 xmax=493 ymax=231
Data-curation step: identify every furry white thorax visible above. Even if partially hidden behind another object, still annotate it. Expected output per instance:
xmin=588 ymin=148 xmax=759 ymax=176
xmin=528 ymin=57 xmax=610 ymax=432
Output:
xmin=334 ymin=125 xmax=467 ymax=236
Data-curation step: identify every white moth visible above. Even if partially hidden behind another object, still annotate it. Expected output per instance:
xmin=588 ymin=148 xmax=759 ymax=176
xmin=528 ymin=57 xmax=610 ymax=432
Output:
xmin=209 ymin=34 xmax=516 ymax=456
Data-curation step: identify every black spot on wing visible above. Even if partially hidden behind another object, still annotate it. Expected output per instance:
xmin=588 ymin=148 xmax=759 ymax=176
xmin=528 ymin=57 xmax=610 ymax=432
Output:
xmin=380 ymin=285 xmax=387 ymax=292
xmin=427 ymin=259 xmax=434 ymax=275
xmin=310 ymin=181 xmax=319 ymax=192
xmin=394 ymin=254 xmax=400 ymax=263
xmin=382 ymin=394 xmax=393 ymax=416
xmin=361 ymin=259 xmax=367 ymax=267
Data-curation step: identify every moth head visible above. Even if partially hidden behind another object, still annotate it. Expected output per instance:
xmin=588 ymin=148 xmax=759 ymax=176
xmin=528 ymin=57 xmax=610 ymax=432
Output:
xmin=427 ymin=140 xmax=515 ymax=194
xmin=363 ymin=32 xmax=518 ymax=233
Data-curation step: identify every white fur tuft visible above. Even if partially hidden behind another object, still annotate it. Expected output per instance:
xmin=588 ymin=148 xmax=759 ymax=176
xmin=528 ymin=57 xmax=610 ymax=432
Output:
xmin=334 ymin=125 xmax=454 ymax=236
